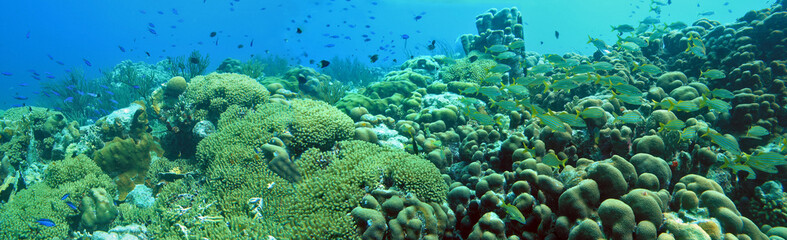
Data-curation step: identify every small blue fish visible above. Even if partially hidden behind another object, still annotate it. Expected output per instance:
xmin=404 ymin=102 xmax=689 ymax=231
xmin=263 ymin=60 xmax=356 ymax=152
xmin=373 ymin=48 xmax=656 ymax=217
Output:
xmin=110 ymin=99 xmax=119 ymax=104
xmin=36 ymin=218 xmax=56 ymax=227
xmin=51 ymin=90 xmax=61 ymax=96
xmin=82 ymin=58 xmax=92 ymax=67
xmin=324 ymin=44 xmax=335 ymax=48
xmin=330 ymin=35 xmax=339 ymax=38
xmin=64 ymin=97 xmax=74 ymax=103
xmin=148 ymin=28 xmax=157 ymax=35
xmin=76 ymin=90 xmax=85 ymax=96
xmin=1 ymin=72 xmax=12 ymax=76
xmin=105 ymin=90 xmax=115 ymax=96
xmin=401 ymin=34 xmax=409 ymax=39
xmin=61 ymin=193 xmax=69 ymax=200
xmin=55 ymin=61 xmax=65 ymax=65
xmin=46 ymin=75 xmax=56 ymax=79
xmin=414 ymin=15 xmax=422 ymax=21
xmin=65 ymin=201 xmax=78 ymax=210
xmin=32 ymin=76 xmax=41 ymax=80
xmin=18 ymin=83 xmax=29 ymax=87
xmin=171 ymin=8 xmax=179 ymax=15
xmin=14 ymin=96 xmax=28 ymax=100
xmin=148 ymin=22 xmax=155 ymax=28
xmin=47 ymin=54 xmax=54 ymax=60
xmin=118 ymin=45 xmax=126 ymax=52
xmin=132 ymin=85 xmax=141 ymax=89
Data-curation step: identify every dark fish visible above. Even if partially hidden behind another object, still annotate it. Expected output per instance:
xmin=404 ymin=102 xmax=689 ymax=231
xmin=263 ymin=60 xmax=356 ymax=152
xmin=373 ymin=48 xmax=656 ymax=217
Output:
xmin=83 ymin=58 xmax=92 ymax=66
xmin=415 ymin=15 xmax=422 ymax=21
xmin=318 ymin=60 xmax=330 ymax=68
xmin=36 ymin=219 xmax=56 ymax=227
xmin=148 ymin=28 xmax=157 ymax=35
xmin=32 ymin=76 xmax=41 ymax=80
xmin=157 ymin=10 xmax=164 ymax=14
xmin=210 ymin=31 xmax=217 ymax=37
xmin=145 ymin=51 xmax=151 ymax=57
xmin=393 ymin=59 xmax=397 ymax=63
xmin=47 ymin=54 xmax=54 ymax=60
xmin=250 ymin=39 xmax=254 ymax=47
xmin=189 ymin=56 xmax=200 ymax=64
xmin=171 ymin=8 xmax=179 ymax=15
xmin=66 ymin=201 xmax=77 ymax=210
xmin=554 ymin=31 xmax=559 ymax=39
xmin=369 ymin=54 xmax=379 ymax=63
xmin=296 ymin=28 xmax=302 ymax=34
xmin=55 ymin=61 xmax=64 ymax=65
xmin=148 ymin=22 xmax=155 ymax=28
xmin=14 ymin=96 xmax=28 ymax=100
xmin=1 ymin=72 xmax=12 ymax=76
xmin=325 ymin=44 xmax=335 ymax=48
xmin=427 ymin=40 xmax=436 ymax=50
xmin=118 ymin=45 xmax=126 ymax=52
xmin=61 ymin=193 xmax=69 ymax=200
xmin=237 ymin=44 xmax=244 ymax=48
xmin=364 ymin=38 xmax=371 ymax=42
xmin=309 ymin=59 xmax=315 ymax=64
xmin=401 ymin=34 xmax=409 ymax=39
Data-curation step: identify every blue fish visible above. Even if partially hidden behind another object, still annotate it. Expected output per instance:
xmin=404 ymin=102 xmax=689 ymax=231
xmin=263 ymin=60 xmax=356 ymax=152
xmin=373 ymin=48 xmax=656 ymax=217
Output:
xmin=61 ymin=193 xmax=69 ymax=200
xmin=148 ymin=28 xmax=157 ymax=35
xmin=47 ymin=54 xmax=54 ymax=60
xmin=1 ymin=72 xmax=12 ymax=76
xmin=110 ymin=99 xmax=118 ymax=104
xmin=157 ymin=10 xmax=164 ymax=15
xmin=171 ymin=8 xmax=179 ymax=15
xmin=14 ymin=96 xmax=28 ymax=100
xmin=324 ymin=44 xmax=335 ymax=48
xmin=11 ymin=104 xmax=25 ymax=108
xmin=118 ymin=45 xmax=126 ymax=52
xmin=401 ymin=34 xmax=409 ymax=39
xmin=66 ymin=202 xmax=77 ymax=210
xmin=76 ymin=90 xmax=85 ymax=96
xmin=51 ymin=90 xmax=61 ymax=96
xmin=132 ymin=85 xmax=141 ymax=89
xmin=82 ymin=58 xmax=92 ymax=67
xmin=330 ymin=35 xmax=339 ymax=38
xmin=138 ymin=10 xmax=146 ymax=14
xmin=415 ymin=15 xmax=422 ymax=21
xmin=18 ymin=83 xmax=29 ymax=87
xmin=32 ymin=76 xmax=41 ymax=80
xmin=105 ymin=90 xmax=115 ymax=96
xmin=55 ymin=61 xmax=65 ymax=65
xmin=148 ymin=22 xmax=155 ymax=28
xmin=46 ymin=75 xmax=55 ymax=79
xmin=64 ymin=97 xmax=74 ymax=103
xmin=36 ymin=218 xmax=56 ymax=227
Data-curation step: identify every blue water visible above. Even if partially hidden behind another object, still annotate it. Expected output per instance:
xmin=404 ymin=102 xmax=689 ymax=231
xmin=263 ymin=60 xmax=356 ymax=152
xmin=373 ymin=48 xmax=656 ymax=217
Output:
xmin=0 ymin=0 xmax=772 ymax=108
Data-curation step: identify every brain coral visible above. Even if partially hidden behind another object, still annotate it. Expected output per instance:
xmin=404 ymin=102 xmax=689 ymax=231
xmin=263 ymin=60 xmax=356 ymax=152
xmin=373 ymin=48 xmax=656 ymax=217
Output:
xmin=182 ymin=73 xmax=270 ymax=122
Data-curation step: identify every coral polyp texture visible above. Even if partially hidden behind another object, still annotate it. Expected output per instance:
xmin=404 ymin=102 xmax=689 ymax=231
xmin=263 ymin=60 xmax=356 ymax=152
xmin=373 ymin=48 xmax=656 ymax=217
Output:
xmin=2 ymin=2 xmax=787 ymax=240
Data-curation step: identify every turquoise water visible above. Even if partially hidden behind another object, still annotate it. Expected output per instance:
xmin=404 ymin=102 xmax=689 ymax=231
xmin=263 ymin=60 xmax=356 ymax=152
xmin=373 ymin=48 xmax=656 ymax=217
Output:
xmin=0 ymin=0 xmax=785 ymax=239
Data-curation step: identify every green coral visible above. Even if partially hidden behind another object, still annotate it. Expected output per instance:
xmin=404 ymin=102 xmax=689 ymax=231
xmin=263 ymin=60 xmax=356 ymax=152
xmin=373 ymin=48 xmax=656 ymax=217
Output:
xmin=192 ymin=99 xmax=446 ymax=239
xmin=382 ymin=68 xmax=432 ymax=88
xmin=182 ymin=72 xmax=271 ymax=122
xmin=0 ymin=183 xmax=71 ymax=239
xmin=44 ymin=154 xmax=117 ymax=197
xmin=438 ymin=57 xmax=496 ymax=84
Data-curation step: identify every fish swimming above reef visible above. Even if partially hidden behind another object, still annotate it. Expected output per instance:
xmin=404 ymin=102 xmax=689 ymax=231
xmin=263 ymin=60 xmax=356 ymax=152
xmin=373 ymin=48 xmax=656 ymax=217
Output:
xmin=317 ymin=60 xmax=330 ymax=68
